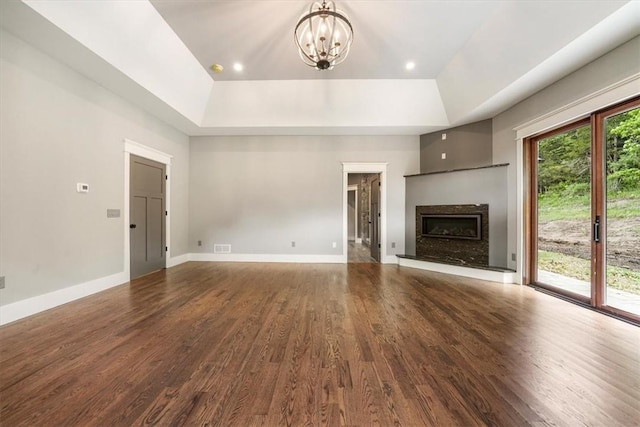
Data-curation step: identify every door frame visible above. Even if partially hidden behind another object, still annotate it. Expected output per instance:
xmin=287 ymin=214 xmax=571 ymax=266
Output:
xmin=124 ymin=139 xmax=172 ymax=281
xmin=342 ymin=163 xmax=388 ymax=263
xmin=514 ymin=75 xmax=639 ymax=285
xmin=523 ymin=118 xmax=592 ymax=303
xmin=523 ymin=97 xmax=639 ymax=322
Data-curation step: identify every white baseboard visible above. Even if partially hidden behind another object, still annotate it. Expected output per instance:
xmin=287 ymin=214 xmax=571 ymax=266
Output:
xmin=0 ymin=253 xmax=408 ymax=325
xmin=0 ymin=271 xmax=128 ymax=326
xmin=167 ymin=253 xmax=190 ymax=267
xmin=382 ymin=255 xmax=399 ymax=264
xmin=396 ymin=257 xmax=516 ymax=284
xmin=190 ymin=252 xmax=398 ymax=265
xmin=190 ymin=253 xmax=344 ymax=264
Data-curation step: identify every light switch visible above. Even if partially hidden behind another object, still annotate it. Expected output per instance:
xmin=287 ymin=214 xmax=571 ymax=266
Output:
xmin=76 ymin=183 xmax=89 ymax=193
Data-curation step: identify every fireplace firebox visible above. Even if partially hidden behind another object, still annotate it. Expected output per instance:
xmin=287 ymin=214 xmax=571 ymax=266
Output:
xmin=415 ymin=204 xmax=489 ymax=266
xmin=421 ymin=214 xmax=481 ymax=240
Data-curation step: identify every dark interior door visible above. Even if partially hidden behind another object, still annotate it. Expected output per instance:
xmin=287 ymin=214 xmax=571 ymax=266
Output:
xmin=370 ymin=175 xmax=380 ymax=262
xmin=130 ymin=155 xmax=166 ymax=279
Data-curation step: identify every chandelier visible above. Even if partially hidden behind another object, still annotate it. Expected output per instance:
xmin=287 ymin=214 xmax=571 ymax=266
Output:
xmin=294 ymin=0 xmax=354 ymax=70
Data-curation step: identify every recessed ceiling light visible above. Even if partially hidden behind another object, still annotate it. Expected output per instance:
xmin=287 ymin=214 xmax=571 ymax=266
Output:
xmin=233 ymin=62 xmax=244 ymax=72
xmin=405 ymin=61 xmax=416 ymax=71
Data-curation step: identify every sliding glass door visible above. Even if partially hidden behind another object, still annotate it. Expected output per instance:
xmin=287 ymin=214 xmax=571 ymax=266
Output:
xmin=602 ymin=104 xmax=640 ymax=316
xmin=527 ymin=97 xmax=639 ymax=322
xmin=534 ymin=121 xmax=592 ymax=300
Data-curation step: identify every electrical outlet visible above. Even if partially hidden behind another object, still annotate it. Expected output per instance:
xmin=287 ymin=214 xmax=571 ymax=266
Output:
xmin=291 ymin=241 xmax=296 ymax=248
xmin=442 ymin=133 xmax=447 ymax=140
xmin=441 ymin=152 xmax=446 ymax=160
xmin=198 ymin=240 xmax=202 ymax=247
xmin=511 ymin=253 xmax=516 ymax=261
xmin=391 ymin=242 xmax=396 ymax=248
xmin=0 ymin=276 xmax=5 ymax=289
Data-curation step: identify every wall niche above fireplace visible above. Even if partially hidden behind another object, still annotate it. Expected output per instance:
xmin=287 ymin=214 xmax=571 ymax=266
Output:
xmin=416 ymin=204 xmax=488 ymax=266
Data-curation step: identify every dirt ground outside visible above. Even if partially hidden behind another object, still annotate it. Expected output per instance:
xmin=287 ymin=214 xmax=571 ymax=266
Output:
xmin=538 ymin=217 xmax=640 ymax=272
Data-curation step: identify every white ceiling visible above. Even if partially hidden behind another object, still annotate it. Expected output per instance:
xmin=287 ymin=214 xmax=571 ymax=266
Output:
xmin=150 ymin=0 xmax=502 ymax=81
xmin=1 ymin=0 xmax=639 ymax=136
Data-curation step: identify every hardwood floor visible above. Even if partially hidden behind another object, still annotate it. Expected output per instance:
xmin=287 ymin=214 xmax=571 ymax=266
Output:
xmin=1 ymin=262 xmax=639 ymax=426
xmin=348 ymin=241 xmax=377 ymax=263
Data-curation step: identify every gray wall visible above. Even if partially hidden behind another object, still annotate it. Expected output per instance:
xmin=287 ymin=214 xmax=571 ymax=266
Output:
xmin=0 ymin=30 xmax=190 ymax=305
xmin=493 ymin=35 xmax=640 ymax=271
xmin=405 ymin=166 xmax=509 ymax=267
xmin=420 ymin=119 xmax=493 ymax=173
xmin=189 ymin=136 xmax=419 ymax=257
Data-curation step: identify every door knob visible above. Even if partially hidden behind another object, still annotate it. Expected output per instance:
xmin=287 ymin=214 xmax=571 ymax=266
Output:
xmin=130 ymin=224 xmax=137 ymax=229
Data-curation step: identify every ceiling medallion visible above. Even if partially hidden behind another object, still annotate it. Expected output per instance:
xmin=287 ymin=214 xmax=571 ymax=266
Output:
xmin=294 ymin=0 xmax=354 ymax=70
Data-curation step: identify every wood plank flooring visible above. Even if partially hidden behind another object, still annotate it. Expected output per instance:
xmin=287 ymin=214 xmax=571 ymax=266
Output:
xmin=1 ymin=262 xmax=639 ymax=426
xmin=348 ymin=241 xmax=376 ymax=263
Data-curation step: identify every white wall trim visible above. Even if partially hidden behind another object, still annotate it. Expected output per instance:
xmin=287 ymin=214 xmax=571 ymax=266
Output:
xmin=342 ymin=163 xmax=388 ymax=264
xmin=397 ymin=257 xmax=516 ymax=284
xmin=167 ymin=253 xmax=190 ymax=268
xmin=124 ymin=138 xmax=174 ymax=164
xmin=0 ymin=272 xmax=127 ymax=325
xmin=514 ymin=73 xmax=640 ymax=139
xmin=190 ymin=253 xmax=344 ymax=264
xmin=513 ymin=75 xmax=639 ymax=286
xmin=124 ymin=139 xmax=173 ymax=281
xmin=382 ymin=255 xmax=398 ymax=264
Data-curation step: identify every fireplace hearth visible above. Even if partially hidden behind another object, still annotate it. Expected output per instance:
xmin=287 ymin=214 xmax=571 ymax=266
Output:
xmin=415 ymin=204 xmax=489 ymax=266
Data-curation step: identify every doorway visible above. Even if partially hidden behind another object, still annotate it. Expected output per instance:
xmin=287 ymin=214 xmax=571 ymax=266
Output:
xmin=346 ymin=172 xmax=381 ymax=263
xmin=130 ymin=155 xmax=166 ymax=279
xmin=525 ymin=96 xmax=640 ymax=321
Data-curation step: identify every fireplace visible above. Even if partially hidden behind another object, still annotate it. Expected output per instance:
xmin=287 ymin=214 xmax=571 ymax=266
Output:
xmin=415 ymin=204 xmax=489 ymax=266
xmin=421 ymin=214 xmax=481 ymax=240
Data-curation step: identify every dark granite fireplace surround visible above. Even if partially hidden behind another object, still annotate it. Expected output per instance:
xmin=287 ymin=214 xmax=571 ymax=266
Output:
xmin=416 ymin=204 xmax=489 ymax=266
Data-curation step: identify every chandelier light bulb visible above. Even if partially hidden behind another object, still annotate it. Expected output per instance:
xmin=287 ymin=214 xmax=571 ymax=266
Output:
xmin=294 ymin=0 xmax=354 ymax=70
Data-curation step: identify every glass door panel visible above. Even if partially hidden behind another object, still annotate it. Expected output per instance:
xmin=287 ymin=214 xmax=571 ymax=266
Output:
xmin=536 ymin=124 xmax=592 ymax=299
xmin=604 ymin=107 xmax=640 ymax=315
